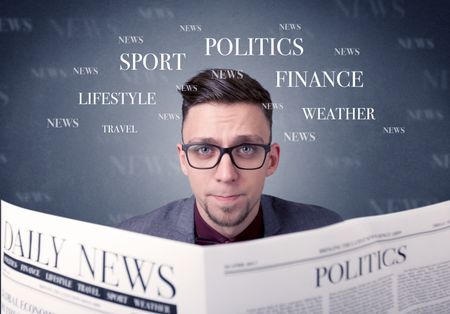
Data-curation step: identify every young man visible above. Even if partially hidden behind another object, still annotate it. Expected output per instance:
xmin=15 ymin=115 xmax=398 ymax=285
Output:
xmin=119 ymin=69 xmax=342 ymax=244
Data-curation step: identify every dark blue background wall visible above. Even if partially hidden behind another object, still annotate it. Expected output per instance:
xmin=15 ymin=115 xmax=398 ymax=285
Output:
xmin=0 ymin=0 xmax=448 ymax=226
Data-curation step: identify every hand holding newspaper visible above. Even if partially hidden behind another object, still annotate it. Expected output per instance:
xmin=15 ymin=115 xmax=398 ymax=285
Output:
xmin=1 ymin=200 xmax=449 ymax=313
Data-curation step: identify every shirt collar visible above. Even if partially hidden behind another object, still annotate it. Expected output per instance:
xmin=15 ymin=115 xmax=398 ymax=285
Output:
xmin=194 ymin=202 xmax=264 ymax=245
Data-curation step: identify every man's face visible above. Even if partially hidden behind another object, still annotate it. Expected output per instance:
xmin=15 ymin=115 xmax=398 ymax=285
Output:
xmin=177 ymin=102 xmax=280 ymax=236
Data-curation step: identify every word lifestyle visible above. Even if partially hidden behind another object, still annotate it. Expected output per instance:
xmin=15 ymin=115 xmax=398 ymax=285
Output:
xmin=78 ymin=92 xmax=156 ymax=105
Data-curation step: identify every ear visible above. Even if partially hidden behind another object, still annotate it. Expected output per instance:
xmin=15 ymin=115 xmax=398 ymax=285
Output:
xmin=265 ymin=143 xmax=280 ymax=177
xmin=177 ymin=144 xmax=189 ymax=176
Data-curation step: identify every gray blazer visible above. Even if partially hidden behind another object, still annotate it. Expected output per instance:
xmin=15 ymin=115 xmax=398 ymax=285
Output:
xmin=118 ymin=194 xmax=343 ymax=243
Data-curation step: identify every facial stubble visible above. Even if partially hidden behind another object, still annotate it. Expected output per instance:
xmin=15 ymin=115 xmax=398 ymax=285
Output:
xmin=201 ymin=198 xmax=259 ymax=228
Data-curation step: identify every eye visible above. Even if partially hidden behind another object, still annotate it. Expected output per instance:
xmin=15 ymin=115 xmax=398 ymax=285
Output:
xmin=198 ymin=146 xmax=211 ymax=154
xmin=239 ymin=145 xmax=255 ymax=154
xmin=190 ymin=145 xmax=215 ymax=156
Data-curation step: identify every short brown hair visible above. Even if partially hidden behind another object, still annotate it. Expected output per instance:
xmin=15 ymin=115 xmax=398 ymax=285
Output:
xmin=179 ymin=68 xmax=273 ymax=141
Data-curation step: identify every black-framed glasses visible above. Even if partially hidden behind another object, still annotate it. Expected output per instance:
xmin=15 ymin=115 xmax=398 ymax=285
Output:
xmin=182 ymin=143 xmax=271 ymax=170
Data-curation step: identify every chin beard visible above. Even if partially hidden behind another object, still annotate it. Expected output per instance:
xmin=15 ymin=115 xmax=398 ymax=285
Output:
xmin=201 ymin=199 xmax=257 ymax=228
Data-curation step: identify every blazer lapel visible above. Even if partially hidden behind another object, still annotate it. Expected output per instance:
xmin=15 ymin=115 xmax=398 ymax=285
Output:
xmin=261 ymin=195 xmax=281 ymax=237
xmin=169 ymin=196 xmax=196 ymax=243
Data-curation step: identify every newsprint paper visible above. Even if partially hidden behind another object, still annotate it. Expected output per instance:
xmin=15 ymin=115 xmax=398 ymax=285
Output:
xmin=1 ymin=200 xmax=449 ymax=314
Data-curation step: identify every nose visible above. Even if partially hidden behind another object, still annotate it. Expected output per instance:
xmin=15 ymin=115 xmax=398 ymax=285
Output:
xmin=214 ymin=153 xmax=239 ymax=183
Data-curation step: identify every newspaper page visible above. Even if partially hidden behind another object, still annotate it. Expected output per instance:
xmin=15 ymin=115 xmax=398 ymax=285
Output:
xmin=203 ymin=200 xmax=450 ymax=314
xmin=1 ymin=200 xmax=208 ymax=314
xmin=2 ymin=200 xmax=450 ymax=314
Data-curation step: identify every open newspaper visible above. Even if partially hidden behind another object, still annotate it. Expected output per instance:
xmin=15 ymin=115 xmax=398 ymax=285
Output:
xmin=1 ymin=199 xmax=449 ymax=314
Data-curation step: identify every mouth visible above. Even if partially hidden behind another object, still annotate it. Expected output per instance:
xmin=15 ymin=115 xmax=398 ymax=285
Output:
xmin=210 ymin=194 xmax=242 ymax=202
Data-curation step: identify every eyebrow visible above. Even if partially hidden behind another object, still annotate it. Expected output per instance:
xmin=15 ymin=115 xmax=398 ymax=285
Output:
xmin=187 ymin=135 xmax=266 ymax=145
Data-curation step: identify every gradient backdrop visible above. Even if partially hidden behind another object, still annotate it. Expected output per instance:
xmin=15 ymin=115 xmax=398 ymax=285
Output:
xmin=0 ymin=0 xmax=449 ymax=226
